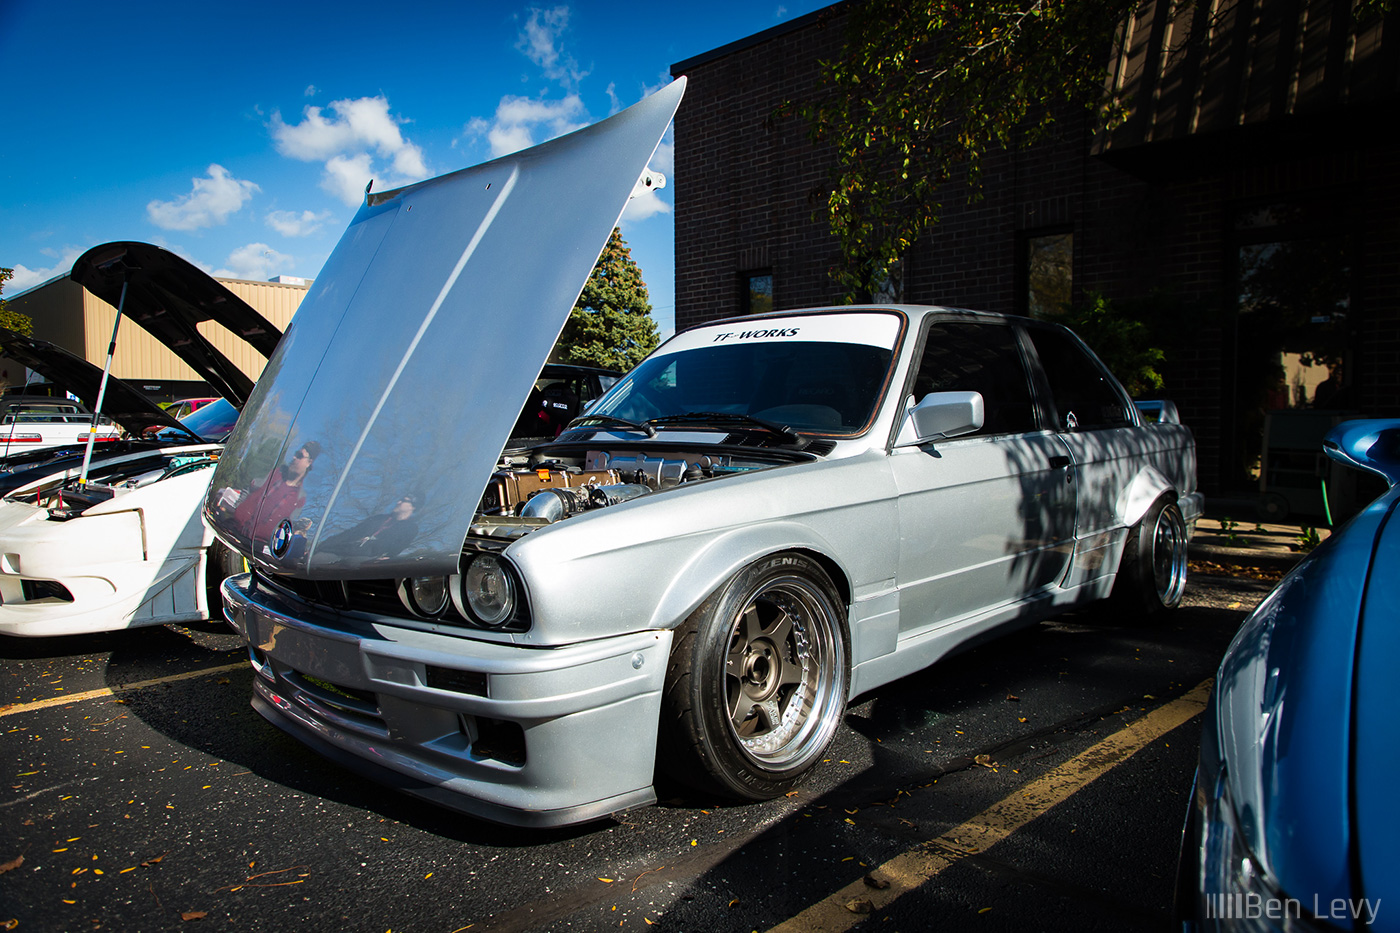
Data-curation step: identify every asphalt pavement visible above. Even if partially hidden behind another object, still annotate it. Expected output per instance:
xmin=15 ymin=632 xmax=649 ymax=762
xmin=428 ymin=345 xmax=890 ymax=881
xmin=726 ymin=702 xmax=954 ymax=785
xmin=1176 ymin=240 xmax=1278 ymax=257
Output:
xmin=0 ymin=531 xmax=1307 ymax=933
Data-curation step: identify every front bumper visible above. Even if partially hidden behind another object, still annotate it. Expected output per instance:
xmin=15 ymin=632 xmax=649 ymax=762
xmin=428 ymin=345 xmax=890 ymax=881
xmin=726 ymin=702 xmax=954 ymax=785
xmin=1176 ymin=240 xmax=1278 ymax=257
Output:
xmin=221 ymin=572 xmax=671 ymax=827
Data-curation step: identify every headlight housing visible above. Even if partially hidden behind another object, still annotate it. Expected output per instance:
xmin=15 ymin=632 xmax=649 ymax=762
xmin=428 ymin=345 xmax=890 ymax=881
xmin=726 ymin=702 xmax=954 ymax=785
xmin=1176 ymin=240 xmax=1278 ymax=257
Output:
xmin=395 ymin=552 xmax=530 ymax=631
xmin=401 ymin=575 xmax=450 ymax=617
xmin=1192 ymin=767 xmax=1327 ymax=932
xmin=456 ymin=554 xmax=519 ymax=628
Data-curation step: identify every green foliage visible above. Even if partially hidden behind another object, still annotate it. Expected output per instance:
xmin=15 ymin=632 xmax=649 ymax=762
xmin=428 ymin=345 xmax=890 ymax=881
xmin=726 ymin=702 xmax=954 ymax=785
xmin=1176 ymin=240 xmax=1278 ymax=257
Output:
xmin=556 ymin=229 xmax=659 ymax=372
xmin=1043 ymin=293 xmax=1165 ymax=396
xmin=801 ymin=0 xmax=1139 ymax=299
xmin=0 ymin=268 xmax=34 ymax=336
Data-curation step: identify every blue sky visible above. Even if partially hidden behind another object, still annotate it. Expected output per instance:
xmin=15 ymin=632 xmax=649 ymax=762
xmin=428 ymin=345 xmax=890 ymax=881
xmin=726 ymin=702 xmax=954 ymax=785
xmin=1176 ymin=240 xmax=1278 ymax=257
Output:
xmin=0 ymin=0 xmax=832 ymax=337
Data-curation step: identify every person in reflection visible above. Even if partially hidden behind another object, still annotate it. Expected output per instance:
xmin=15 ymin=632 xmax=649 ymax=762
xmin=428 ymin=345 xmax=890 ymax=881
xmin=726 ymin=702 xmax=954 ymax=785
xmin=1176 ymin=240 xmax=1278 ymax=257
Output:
xmin=222 ymin=440 xmax=322 ymax=550
xmin=320 ymin=493 xmax=421 ymax=560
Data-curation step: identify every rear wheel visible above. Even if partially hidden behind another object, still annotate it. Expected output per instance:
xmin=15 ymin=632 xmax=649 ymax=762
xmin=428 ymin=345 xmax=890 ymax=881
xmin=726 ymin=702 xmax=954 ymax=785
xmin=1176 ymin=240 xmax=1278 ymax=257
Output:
xmin=659 ymin=553 xmax=849 ymax=799
xmin=1113 ymin=498 xmax=1188 ymax=616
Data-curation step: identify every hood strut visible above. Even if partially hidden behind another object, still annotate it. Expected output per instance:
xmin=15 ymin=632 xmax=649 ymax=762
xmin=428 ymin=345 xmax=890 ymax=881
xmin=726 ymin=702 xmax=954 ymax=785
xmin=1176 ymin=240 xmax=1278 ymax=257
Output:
xmin=78 ymin=276 xmax=127 ymax=487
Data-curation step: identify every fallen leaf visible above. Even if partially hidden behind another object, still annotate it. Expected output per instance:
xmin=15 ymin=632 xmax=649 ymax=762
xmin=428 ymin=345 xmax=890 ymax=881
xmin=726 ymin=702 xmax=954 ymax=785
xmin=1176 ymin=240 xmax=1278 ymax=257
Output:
xmin=0 ymin=855 xmax=21 ymax=874
xmin=598 ymin=877 xmax=614 ymax=883
xmin=979 ymin=907 xmax=992 ymax=914
xmin=845 ymin=898 xmax=874 ymax=914
xmin=728 ymin=898 xmax=739 ymax=907
xmin=863 ymin=873 xmax=891 ymax=890
xmin=2 ymin=919 xmax=17 ymax=930
xmin=1006 ymin=694 xmax=1019 ymax=701
xmin=974 ymin=754 xmax=997 ymax=768
xmin=181 ymin=911 xmax=207 ymax=921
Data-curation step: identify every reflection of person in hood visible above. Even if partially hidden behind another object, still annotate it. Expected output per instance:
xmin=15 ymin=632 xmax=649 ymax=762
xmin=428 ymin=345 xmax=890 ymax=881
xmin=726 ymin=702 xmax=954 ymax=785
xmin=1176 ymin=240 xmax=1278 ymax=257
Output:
xmin=321 ymin=494 xmax=421 ymax=560
xmin=226 ymin=441 xmax=322 ymax=546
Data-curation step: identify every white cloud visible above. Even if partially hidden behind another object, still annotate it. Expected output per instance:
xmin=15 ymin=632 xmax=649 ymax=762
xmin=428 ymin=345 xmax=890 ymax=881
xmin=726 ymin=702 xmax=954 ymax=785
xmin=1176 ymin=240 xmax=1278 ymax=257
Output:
xmin=213 ymin=243 xmax=294 ymax=281
xmin=321 ymin=153 xmax=375 ymax=206
xmin=466 ymin=93 xmax=587 ymax=158
xmin=270 ymin=96 xmax=429 ymax=206
xmin=5 ymin=246 xmax=85 ymax=293
xmin=266 ymin=209 xmax=334 ymax=237
xmin=516 ymin=6 xmax=587 ymax=88
xmin=146 ymin=165 xmax=260 ymax=231
xmin=304 ymin=84 xmax=319 ymax=97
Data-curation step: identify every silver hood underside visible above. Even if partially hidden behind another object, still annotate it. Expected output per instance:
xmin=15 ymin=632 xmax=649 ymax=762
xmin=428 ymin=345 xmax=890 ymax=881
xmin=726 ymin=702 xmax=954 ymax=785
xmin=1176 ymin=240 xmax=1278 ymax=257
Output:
xmin=205 ymin=79 xmax=684 ymax=578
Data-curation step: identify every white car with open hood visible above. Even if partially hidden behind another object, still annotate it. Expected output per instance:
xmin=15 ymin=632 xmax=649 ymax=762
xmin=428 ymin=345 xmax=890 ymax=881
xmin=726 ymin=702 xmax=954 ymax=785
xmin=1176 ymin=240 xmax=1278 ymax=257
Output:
xmin=0 ymin=242 xmax=282 ymax=637
xmin=206 ymin=80 xmax=1203 ymax=827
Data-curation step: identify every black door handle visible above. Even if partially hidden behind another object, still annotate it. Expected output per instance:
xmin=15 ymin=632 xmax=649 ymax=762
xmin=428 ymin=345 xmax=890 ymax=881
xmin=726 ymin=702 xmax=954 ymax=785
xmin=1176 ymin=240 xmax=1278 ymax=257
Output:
xmin=1049 ymin=455 xmax=1071 ymax=469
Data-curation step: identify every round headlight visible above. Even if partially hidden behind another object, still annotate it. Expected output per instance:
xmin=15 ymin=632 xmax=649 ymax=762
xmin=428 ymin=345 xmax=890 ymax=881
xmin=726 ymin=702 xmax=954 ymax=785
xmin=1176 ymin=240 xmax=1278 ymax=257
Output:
xmin=461 ymin=554 xmax=516 ymax=627
xmin=406 ymin=576 xmax=449 ymax=616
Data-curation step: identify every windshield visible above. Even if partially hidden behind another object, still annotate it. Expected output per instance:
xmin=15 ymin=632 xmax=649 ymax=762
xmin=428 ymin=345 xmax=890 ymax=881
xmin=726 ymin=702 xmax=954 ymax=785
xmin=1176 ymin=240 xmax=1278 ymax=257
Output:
xmin=586 ymin=313 xmax=901 ymax=436
xmin=159 ymin=397 xmax=238 ymax=442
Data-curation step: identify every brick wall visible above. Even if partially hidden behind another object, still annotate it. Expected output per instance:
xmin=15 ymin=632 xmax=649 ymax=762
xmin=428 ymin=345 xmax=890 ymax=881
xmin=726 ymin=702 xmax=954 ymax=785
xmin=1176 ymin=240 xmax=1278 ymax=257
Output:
xmin=672 ymin=6 xmax=1400 ymax=499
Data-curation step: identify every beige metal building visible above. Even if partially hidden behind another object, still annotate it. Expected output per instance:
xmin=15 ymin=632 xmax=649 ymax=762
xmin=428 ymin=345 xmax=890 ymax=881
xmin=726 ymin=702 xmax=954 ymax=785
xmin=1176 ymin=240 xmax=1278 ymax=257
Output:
xmin=2 ymin=273 xmax=308 ymax=402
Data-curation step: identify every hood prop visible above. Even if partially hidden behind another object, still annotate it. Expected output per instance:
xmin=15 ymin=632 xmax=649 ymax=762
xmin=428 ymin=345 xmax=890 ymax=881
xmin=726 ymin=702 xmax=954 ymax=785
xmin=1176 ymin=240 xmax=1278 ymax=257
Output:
xmin=77 ymin=275 xmax=128 ymax=487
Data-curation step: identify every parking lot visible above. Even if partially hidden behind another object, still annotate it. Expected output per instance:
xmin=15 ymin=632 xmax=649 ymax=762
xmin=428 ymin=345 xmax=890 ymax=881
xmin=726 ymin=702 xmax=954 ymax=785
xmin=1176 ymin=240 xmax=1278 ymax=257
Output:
xmin=1 ymin=555 xmax=1277 ymax=933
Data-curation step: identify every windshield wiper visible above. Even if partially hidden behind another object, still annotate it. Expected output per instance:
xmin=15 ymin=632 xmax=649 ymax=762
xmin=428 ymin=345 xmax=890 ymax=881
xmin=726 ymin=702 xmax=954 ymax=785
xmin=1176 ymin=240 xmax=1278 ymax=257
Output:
xmin=647 ymin=411 xmax=801 ymax=443
xmin=566 ymin=414 xmax=657 ymax=438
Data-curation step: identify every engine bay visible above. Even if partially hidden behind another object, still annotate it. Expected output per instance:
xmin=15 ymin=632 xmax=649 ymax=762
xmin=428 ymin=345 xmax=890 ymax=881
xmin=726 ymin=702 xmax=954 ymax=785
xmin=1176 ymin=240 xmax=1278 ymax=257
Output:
xmin=470 ymin=445 xmax=798 ymax=540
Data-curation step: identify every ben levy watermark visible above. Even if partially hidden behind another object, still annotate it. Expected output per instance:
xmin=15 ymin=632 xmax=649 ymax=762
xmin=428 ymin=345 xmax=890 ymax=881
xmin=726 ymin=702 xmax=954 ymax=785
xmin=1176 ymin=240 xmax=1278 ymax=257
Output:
xmin=1206 ymin=893 xmax=1380 ymax=923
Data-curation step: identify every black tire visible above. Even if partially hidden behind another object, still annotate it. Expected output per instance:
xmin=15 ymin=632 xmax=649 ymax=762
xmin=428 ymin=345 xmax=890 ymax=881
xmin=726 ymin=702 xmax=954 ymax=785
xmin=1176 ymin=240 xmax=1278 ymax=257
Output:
xmin=205 ymin=540 xmax=247 ymax=624
xmin=659 ymin=552 xmax=849 ymax=800
xmin=1113 ymin=497 xmax=1188 ymax=616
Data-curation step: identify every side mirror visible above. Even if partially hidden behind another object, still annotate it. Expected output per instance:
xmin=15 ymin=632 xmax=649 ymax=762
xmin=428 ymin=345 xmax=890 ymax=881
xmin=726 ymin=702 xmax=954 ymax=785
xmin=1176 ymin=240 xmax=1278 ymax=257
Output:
xmin=894 ymin=390 xmax=984 ymax=447
xmin=1323 ymin=419 xmax=1400 ymax=487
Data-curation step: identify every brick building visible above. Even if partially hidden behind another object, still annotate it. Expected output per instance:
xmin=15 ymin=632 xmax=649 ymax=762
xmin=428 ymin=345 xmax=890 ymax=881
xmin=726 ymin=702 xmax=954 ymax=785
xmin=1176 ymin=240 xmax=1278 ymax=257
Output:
xmin=669 ymin=0 xmax=1399 ymax=513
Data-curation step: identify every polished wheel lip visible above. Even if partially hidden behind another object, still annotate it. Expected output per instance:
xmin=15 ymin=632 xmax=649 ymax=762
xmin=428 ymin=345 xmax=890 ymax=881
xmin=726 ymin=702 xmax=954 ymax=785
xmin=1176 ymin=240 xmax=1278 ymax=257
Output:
xmin=722 ymin=573 xmax=843 ymax=770
xmin=1151 ymin=504 xmax=1189 ymax=608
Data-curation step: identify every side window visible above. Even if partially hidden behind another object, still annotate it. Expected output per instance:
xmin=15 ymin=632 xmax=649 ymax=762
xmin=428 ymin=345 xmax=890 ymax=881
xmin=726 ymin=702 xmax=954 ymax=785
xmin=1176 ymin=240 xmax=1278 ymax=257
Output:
xmin=910 ymin=322 xmax=1037 ymax=436
xmin=1027 ymin=327 xmax=1132 ymax=430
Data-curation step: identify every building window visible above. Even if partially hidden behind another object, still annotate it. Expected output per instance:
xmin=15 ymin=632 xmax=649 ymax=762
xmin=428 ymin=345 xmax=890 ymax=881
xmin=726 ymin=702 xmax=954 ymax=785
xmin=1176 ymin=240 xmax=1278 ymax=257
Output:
xmin=1024 ymin=232 xmax=1073 ymax=317
xmin=742 ymin=272 xmax=773 ymax=315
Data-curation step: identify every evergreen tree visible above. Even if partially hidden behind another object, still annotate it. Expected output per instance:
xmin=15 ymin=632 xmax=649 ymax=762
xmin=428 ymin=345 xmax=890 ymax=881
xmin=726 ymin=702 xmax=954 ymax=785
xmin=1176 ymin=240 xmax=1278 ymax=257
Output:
xmin=0 ymin=268 xmax=34 ymax=335
xmin=556 ymin=228 xmax=659 ymax=371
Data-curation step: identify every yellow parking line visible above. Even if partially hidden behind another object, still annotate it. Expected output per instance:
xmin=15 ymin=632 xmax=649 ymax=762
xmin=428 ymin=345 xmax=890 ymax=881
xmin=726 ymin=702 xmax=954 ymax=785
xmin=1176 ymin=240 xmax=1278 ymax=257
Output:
xmin=767 ymin=678 xmax=1213 ymax=933
xmin=0 ymin=662 xmax=247 ymax=718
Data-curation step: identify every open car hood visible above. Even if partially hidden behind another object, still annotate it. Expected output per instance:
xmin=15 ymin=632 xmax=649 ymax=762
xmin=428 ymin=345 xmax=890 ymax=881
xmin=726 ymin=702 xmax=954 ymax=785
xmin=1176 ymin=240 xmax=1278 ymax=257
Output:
xmin=70 ymin=241 xmax=283 ymax=409
xmin=0 ymin=327 xmax=195 ymax=439
xmin=205 ymin=79 xmax=684 ymax=578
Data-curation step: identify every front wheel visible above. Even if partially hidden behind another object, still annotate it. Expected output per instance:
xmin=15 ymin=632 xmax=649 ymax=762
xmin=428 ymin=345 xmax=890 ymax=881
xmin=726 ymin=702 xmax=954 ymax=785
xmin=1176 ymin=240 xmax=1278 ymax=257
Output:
xmin=204 ymin=540 xmax=247 ymax=624
xmin=1113 ymin=498 xmax=1188 ymax=616
xmin=659 ymin=553 xmax=849 ymax=800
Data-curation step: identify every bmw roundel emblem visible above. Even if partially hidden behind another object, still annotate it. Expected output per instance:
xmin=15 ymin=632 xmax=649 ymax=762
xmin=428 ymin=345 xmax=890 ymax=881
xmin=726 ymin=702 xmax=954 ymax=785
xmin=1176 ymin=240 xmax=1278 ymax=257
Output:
xmin=271 ymin=520 xmax=294 ymax=558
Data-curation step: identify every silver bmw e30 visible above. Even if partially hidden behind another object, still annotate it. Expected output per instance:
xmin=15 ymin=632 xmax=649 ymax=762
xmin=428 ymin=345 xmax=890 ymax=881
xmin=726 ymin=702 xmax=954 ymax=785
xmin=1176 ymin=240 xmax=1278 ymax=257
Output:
xmin=204 ymin=78 xmax=1204 ymax=827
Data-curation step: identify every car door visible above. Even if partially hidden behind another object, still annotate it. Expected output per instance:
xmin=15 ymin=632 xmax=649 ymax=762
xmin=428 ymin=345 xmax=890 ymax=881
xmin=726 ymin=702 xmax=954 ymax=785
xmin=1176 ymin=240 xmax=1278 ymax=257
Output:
xmin=1022 ymin=323 xmax=1142 ymax=590
xmin=890 ymin=318 xmax=1077 ymax=635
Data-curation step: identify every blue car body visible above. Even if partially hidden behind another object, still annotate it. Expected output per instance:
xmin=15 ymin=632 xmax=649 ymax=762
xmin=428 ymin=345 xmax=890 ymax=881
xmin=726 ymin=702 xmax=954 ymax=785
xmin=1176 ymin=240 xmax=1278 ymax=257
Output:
xmin=1181 ymin=420 xmax=1400 ymax=931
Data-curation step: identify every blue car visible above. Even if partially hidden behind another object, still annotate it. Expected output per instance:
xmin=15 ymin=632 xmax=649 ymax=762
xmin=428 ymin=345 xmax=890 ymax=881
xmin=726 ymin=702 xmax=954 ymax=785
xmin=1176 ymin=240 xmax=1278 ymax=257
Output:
xmin=1179 ymin=419 xmax=1399 ymax=931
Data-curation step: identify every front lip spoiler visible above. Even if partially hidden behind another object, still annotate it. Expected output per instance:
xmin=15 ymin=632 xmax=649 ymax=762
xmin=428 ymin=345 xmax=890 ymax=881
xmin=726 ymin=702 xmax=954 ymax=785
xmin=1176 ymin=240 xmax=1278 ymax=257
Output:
xmin=222 ymin=571 xmax=670 ymax=828
xmin=248 ymin=685 xmax=656 ymax=828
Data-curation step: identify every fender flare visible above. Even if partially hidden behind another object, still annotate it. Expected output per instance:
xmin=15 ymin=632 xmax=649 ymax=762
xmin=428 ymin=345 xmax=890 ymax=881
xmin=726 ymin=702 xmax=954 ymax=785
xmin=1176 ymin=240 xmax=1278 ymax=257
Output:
xmin=1115 ymin=466 xmax=1177 ymax=528
xmin=646 ymin=520 xmax=852 ymax=631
